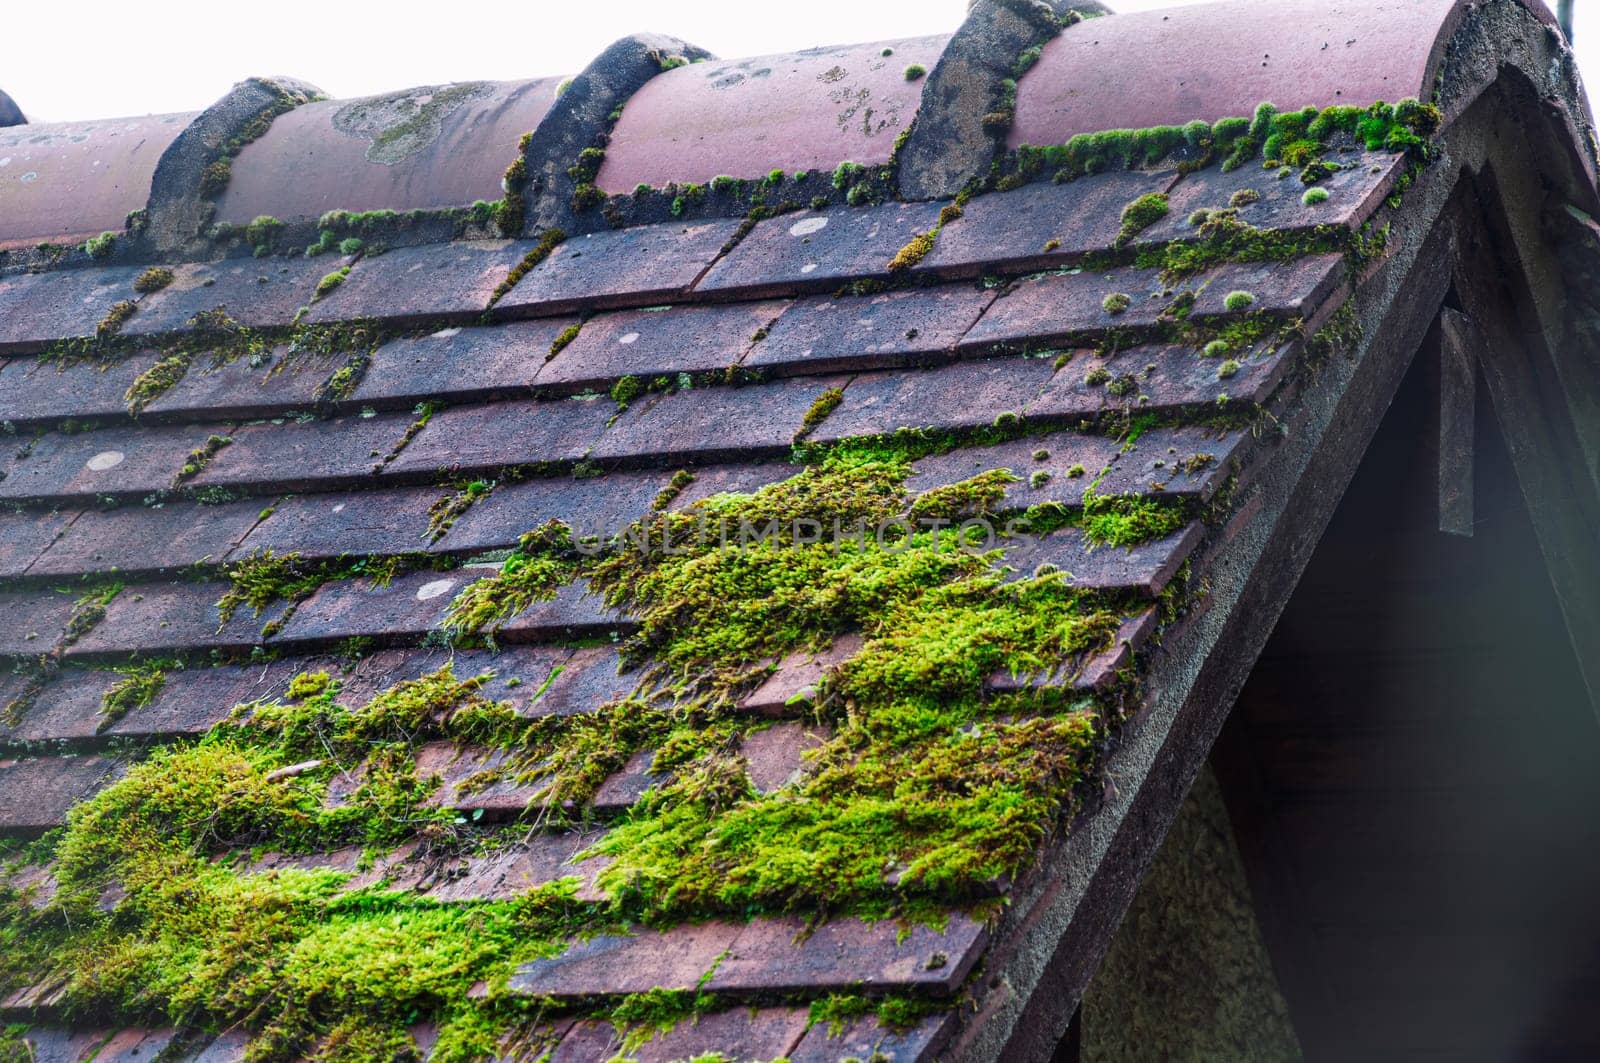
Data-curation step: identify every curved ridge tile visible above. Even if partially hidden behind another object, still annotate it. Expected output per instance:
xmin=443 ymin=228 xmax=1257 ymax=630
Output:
xmin=216 ymin=77 xmax=568 ymax=227
xmin=0 ymin=112 xmax=193 ymax=249
xmin=597 ymin=34 xmax=952 ymax=194
xmin=1010 ymin=0 xmax=1478 ymax=149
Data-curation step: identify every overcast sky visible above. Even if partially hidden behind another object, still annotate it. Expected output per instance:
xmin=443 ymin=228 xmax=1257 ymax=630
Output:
xmin=3 ymin=0 xmax=1591 ymax=122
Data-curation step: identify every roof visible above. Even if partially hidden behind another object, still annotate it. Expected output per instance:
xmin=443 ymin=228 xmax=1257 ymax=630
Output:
xmin=2 ymin=0 xmax=1598 ymax=1060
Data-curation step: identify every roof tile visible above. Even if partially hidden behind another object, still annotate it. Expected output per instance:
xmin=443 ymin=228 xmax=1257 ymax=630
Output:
xmin=998 ymin=522 xmax=1204 ymax=598
xmin=803 ymin=357 xmax=1057 ymax=446
xmin=552 ymin=1007 xmax=810 ymax=1063
xmin=0 ymin=508 xmax=76 ymax=578
xmin=189 ymin=412 xmax=412 ymax=493
xmin=271 ymin=569 xmax=474 ymax=648
xmin=787 ymin=1011 xmax=955 ymax=1062
xmin=0 ymin=352 xmax=166 ymax=426
xmin=0 ymin=754 xmax=124 ymax=833
xmin=437 ymin=471 xmax=670 ymax=556
xmin=537 ymin=300 xmax=787 ymax=394
xmin=494 ymin=221 xmax=744 ymax=317
xmin=523 ymin=646 xmax=640 ymax=718
xmin=64 ymin=581 xmax=292 ymax=660
xmin=0 ymin=422 xmax=224 ymax=503
xmin=695 ymin=201 xmax=946 ymax=298
xmin=0 ymin=668 xmax=122 ymax=744
xmin=0 ymin=266 xmax=147 ymax=353
xmin=238 ymin=486 xmax=438 ymax=560
xmin=0 ymin=590 xmax=80 ymax=656
xmin=347 ymin=320 xmax=580 ymax=410
xmin=124 ymin=258 xmax=332 ymax=336
xmin=384 ymin=398 xmax=612 ymax=478
xmin=508 ymin=920 xmax=745 ymax=998
xmin=1023 ymin=341 xmax=1293 ymax=422
xmin=704 ymin=913 xmax=987 ymax=995
xmin=746 ymin=285 xmax=997 ymax=375
xmin=29 ymin=498 xmax=264 ymax=578
xmin=141 ymin=345 xmax=341 ymax=420
xmin=591 ymin=375 xmax=851 ymax=465
xmin=304 ymin=241 xmax=531 ymax=325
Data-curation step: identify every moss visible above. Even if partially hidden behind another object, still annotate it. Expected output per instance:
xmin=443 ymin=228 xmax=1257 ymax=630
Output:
xmin=887 ymin=230 xmax=936 ymax=273
xmin=795 ymin=387 xmax=844 ymax=441
xmin=488 ymin=228 xmax=564 ymax=307
xmin=177 ymin=434 xmax=232 ymax=482
xmin=1084 ymin=366 xmax=1111 ymax=387
xmin=1202 ymin=340 xmax=1230 ymax=359
xmin=133 ymin=266 xmax=175 ymax=293
xmin=97 ymin=300 xmax=138 ymax=339
xmin=1078 ymin=488 xmax=1187 ymax=548
xmin=904 ymin=64 xmax=927 ymax=81
xmin=426 ymin=480 xmax=493 ymax=542
xmin=81 ymin=232 xmax=116 ymax=260
xmin=99 ymin=663 xmax=168 ymax=730
xmin=1228 ymin=188 xmax=1260 ymax=208
xmin=1222 ymin=290 xmax=1255 ymax=312
xmin=1217 ymin=359 xmax=1242 ymax=380
xmin=199 ymin=159 xmax=233 ymax=197
xmin=246 ymin=215 xmax=285 ymax=256
xmin=1116 ymin=193 xmax=1169 ymax=246
xmin=1102 ymin=292 xmax=1131 ymax=316
xmin=337 ymin=237 xmax=365 ymax=256
xmin=547 ymin=323 xmax=582 ymax=361
xmin=314 ymin=267 xmax=351 ymax=301
xmin=610 ymin=374 xmax=643 ymax=411
xmin=125 ymin=353 xmax=194 ymax=415
xmin=1301 ymin=186 xmax=1330 ymax=206
xmin=1066 ymin=464 xmax=1086 ymax=479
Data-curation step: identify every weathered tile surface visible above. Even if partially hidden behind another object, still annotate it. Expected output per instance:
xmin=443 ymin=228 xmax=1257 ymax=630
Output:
xmin=523 ymin=646 xmax=641 ymax=718
xmin=142 ymin=345 xmax=341 ymax=419
xmin=803 ymin=357 xmax=1057 ymax=446
xmin=696 ymin=201 xmax=946 ymax=298
xmin=238 ymin=487 xmax=438 ymax=560
xmin=591 ymin=375 xmax=851 ymax=464
xmin=0 ymin=352 xmax=166 ymax=426
xmin=437 ymin=471 xmax=670 ymax=555
xmin=1023 ymin=341 xmax=1294 ymax=422
xmin=0 ymin=591 xmax=80 ymax=655
xmin=0 ymin=508 xmax=76 ymax=578
xmin=271 ymin=569 xmax=470 ymax=647
xmin=0 ymin=423 xmax=221 ymax=502
xmin=303 ymin=241 xmax=531 ymax=324
xmin=0 ymin=265 xmax=146 ymax=352
xmin=552 ymin=1007 xmax=810 ymax=1063
xmin=704 ymin=914 xmax=988 ymax=994
xmin=997 ymin=522 xmax=1203 ymax=598
xmin=788 ymin=1012 xmax=955 ymax=1062
xmin=747 ymin=285 xmax=997 ymax=374
xmin=29 ymin=498 xmax=264 ymax=577
xmin=348 ymin=320 xmax=577 ymax=409
xmin=0 ymin=754 xmax=124 ymax=832
xmin=496 ymin=221 xmax=743 ymax=316
xmin=384 ymin=398 xmax=612 ymax=478
xmin=507 ymin=921 xmax=746 ymax=997
xmin=0 ymin=668 xmax=122 ymax=744
xmin=537 ymin=300 xmax=787 ymax=393
xmin=65 ymin=582 xmax=292 ymax=659
xmin=189 ymin=412 xmax=412 ymax=492
xmin=125 ymin=257 xmax=332 ymax=336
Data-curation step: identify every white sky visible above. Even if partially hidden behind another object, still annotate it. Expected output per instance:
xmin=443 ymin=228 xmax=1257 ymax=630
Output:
xmin=3 ymin=0 xmax=1592 ymax=122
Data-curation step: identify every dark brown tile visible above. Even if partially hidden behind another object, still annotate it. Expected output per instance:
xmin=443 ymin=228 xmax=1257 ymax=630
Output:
xmin=0 ymin=507 xmax=76 ymax=578
xmin=747 ymin=285 xmax=997 ymax=375
xmin=125 ymin=257 xmax=332 ymax=336
xmin=348 ymin=319 xmax=577 ymax=409
xmin=0 ymin=754 xmax=124 ymax=832
xmin=384 ymin=398 xmax=613 ymax=479
xmin=65 ymin=581 xmax=292 ymax=659
xmin=303 ymin=241 xmax=532 ymax=325
xmin=705 ymin=913 xmax=988 ymax=994
xmin=190 ymin=412 xmax=413 ymax=493
xmin=788 ymin=1011 xmax=956 ymax=1062
xmin=996 ymin=522 xmax=1203 ymax=598
xmin=804 ymin=357 xmax=1058 ymax=446
xmin=536 ymin=301 xmax=787 ymax=394
xmin=0 ymin=423 xmax=221 ymax=502
xmin=29 ymin=498 xmax=264 ymax=578
xmin=591 ymin=375 xmax=851 ymax=465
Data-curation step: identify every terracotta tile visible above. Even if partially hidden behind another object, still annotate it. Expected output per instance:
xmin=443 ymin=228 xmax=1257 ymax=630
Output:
xmin=525 ymin=646 xmax=641 ymax=718
xmin=804 ymin=358 xmax=1058 ymax=447
xmin=0 ymin=351 xmax=167 ymax=426
xmin=106 ymin=663 xmax=290 ymax=740
xmin=495 ymin=221 xmax=743 ymax=317
xmin=536 ymin=300 xmax=787 ymax=394
xmin=436 ymin=470 xmax=670 ymax=557
xmin=0 ymin=590 xmax=78 ymax=656
xmin=190 ymin=412 xmax=413 ymax=493
xmin=996 ymin=523 xmax=1203 ymax=598
xmin=92 ymin=1027 xmax=179 ymax=1062
xmin=0 ymin=507 xmax=76 ymax=578
xmin=748 ymin=285 xmax=997 ymax=375
xmin=0 ymin=668 xmax=123 ymax=743
xmin=591 ymin=748 xmax=662 ymax=811
xmin=987 ymin=607 xmax=1160 ymax=694
xmin=65 ymin=581 xmax=292 ymax=659
xmin=554 ymin=1006 xmax=809 ymax=1063
xmin=303 ymin=241 xmax=532 ymax=325
xmin=0 ymin=754 xmax=124 ymax=832
xmin=591 ymin=375 xmax=851 ymax=465
xmin=142 ymin=344 xmax=342 ymax=420
xmin=271 ymin=569 xmax=470 ymax=647
xmin=125 ymin=257 xmax=332 ymax=336
xmin=4 ymin=1026 xmax=116 ymax=1062
xmin=741 ymin=634 xmax=862 ymax=715
xmin=1023 ymin=340 xmax=1295 ymax=423
xmin=921 ymin=170 xmax=1176 ymax=278
xmin=788 ymin=1011 xmax=956 ymax=1062
xmin=29 ymin=498 xmax=264 ymax=578
xmin=0 ymin=265 xmax=147 ymax=353
xmin=348 ymin=319 xmax=577 ymax=409
xmin=383 ymin=398 xmax=612 ymax=478
xmin=696 ymin=200 xmax=946 ymax=299
xmin=705 ymin=913 xmax=988 ymax=994
xmin=237 ymin=486 xmax=438 ymax=560
xmin=0 ymin=422 xmax=221 ymax=502
xmin=665 ymin=462 xmax=797 ymax=508
xmin=507 ymin=920 xmax=744 ymax=997
xmin=740 ymin=721 xmax=827 ymax=794
xmin=1146 ymin=151 xmax=1406 ymax=242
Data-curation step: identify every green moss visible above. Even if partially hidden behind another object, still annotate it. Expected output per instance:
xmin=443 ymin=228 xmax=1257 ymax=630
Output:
xmin=97 ymin=300 xmax=138 ymax=339
xmin=1117 ymin=193 xmax=1169 ymax=246
xmin=199 ymin=159 xmax=233 ymax=197
xmin=547 ymin=323 xmax=582 ymax=361
xmin=314 ymin=267 xmax=351 ymax=300
xmin=489 ymin=228 xmax=564 ymax=307
xmin=247 ymin=215 xmax=285 ymax=256
xmin=99 ymin=663 xmax=168 ymax=730
xmin=795 ymin=387 xmax=844 ymax=441
xmin=124 ymin=353 xmax=193 ymax=414
xmin=1302 ymin=186 xmax=1330 ymax=206
xmin=1228 ymin=188 xmax=1260 ymax=208
xmin=904 ymin=63 xmax=927 ymax=81
xmin=1222 ymin=290 xmax=1256 ymax=312
xmin=1202 ymin=340 xmax=1230 ymax=359
xmin=1078 ymin=488 xmax=1187 ymax=548
xmin=83 ymin=232 xmax=116 ymax=260
xmin=427 ymin=479 xmax=493 ymax=542
xmin=133 ymin=266 xmax=175 ymax=293
xmin=610 ymin=374 xmax=643 ymax=411
xmin=177 ymin=434 xmax=232 ymax=482
xmin=1217 ymin=359 xmax=1242 ymax=380
xmin=1102 ymin=292 xmax=1131 ymax=316
xmin=1085 ymin=366 xmax=1111 ymax=387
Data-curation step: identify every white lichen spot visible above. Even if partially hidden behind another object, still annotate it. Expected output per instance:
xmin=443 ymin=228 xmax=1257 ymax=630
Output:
xmin=617 ymin=332 xmax=640 ymax=345
xmin=800 ymin=263 xmax=819 ymax=274
xmin=789 ymin=217 xmax=829 ymax=237
xmin=416 ymin=578 xmax=456 ymax=602
xmin=85 ymin=450 xmax=124 ymax=472
xmin=431 ymin=327 xmax=461 ymax=339
xmin=331 ymin=503 xmax=347 ymax=514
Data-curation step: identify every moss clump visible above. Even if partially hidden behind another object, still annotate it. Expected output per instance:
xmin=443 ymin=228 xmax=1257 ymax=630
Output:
xmin=99 ymin=663 xmax=168 ymax=730
xmin=97 ymin=300 xmax=138 ymax=339
xmin=1078 ymin=488 xmax=1187 ymax=548
xmin=568 ymin=146 xmax=608 ymax=214
xmin=246 ymin=215 xmax=284 ymax=256
xmin=1222 ymin=290 xmax=1256 ymax=312
xmin=795 ymin=387 xmax=844 ymax=441
xmin=314 ymin=267 xmax=351 ymax=300
xmin=610 ymin=374 xmax=643 ymax=411
xmin=1301 ymin=186 xmax=1330 ymax=206
xmin=1202 ymin=340 xmax=1230 ymax=359
xmin=1102 ymin=292 xmax=1131 ymax=315
xmin=1085 ymin=366 xmax=1111 ymax=387
xmin=426 ymin=479 xmax=493 ymax=542
xmin=1228 ymin=188 xmax=1260 ymax=208
xmin=904 ymin=63 xmax=927 ymax=81
xmin=177 ymin=434 xmax=232 ymax=482
xmin=489 ymin=228 xmax=564 ymax=307
xmin=547 ymin=323 xmax=582 ymax=361
xmin=133 ymin=266 xmax=175 ymax=293
xmin=1117 ymin=193 xmax=1169 ymax=246
xmin=125 ymin=353 xmax=194 ymax=415
xmin=83 ymin=232 xmax=117 ymax=260
xmin=887 ymin=230 xmax=937 ymax=273
xmin=440 ymin=521 xmax=579 ymax=636
xmin=1217 ymin=359 xmax=1242 ymax=380
xmin=199 ymin=159 xmax=233 ymax=198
